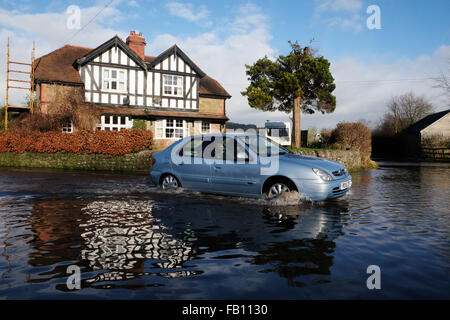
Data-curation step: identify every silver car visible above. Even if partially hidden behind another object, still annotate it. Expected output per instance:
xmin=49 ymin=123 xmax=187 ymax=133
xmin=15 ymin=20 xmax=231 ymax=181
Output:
xmin=150 ymin=134 xmax=352 ymax=201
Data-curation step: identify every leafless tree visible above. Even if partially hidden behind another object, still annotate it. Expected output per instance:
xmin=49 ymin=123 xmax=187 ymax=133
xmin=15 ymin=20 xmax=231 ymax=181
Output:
xmin=379 ymin=92 xmax=434 ymax=135
xmin=434 ymin=59 xmax=450 ymax=104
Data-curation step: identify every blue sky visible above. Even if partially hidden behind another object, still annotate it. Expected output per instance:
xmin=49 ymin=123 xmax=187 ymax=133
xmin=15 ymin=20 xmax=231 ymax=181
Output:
xmin=1 ymin=0 xmax=449 ymax=129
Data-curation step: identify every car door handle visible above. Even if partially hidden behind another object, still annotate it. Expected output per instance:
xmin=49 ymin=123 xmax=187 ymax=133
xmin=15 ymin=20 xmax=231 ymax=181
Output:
xmin=214 ymin=165 xmax=222 ymax=169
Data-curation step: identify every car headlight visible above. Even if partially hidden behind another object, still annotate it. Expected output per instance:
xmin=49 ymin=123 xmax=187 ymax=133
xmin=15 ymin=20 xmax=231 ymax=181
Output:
xmin=312 ymin=168 xmax=333 ymax=181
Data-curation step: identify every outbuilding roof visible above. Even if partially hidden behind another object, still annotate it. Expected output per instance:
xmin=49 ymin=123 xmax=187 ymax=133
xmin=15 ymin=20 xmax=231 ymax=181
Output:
xmin=403 ymin=109 xmax=450 ymax=134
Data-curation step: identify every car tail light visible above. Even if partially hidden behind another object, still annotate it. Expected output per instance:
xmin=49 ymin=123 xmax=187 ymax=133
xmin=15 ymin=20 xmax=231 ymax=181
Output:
xmin=152 ymin=158 xmax=156 ymax=165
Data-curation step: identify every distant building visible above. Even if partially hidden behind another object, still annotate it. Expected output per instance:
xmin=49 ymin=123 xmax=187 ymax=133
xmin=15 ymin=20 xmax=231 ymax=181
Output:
xmin=226 ymin=122 xmax=257 ymax=131
xmin=401 ymin=109 xmax=450 ymax=157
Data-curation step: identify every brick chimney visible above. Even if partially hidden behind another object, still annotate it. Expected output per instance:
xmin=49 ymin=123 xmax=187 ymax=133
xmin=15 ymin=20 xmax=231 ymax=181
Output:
xmin=126 ymin=31 xmax=146 ymax=60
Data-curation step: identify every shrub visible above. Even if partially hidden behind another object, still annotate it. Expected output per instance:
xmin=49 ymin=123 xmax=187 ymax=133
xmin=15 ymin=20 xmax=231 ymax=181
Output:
xmin=330 ymin=121 xmax=372 ymax=164
xmin=11 ymin=87 xmax=101 ymax=132
xmin=132 ymin=119 xmax=147 ymax=129
xmin=0 ymin=129 xmax=153 ymax=155
xmin=422 ymin=134 xmax=450 ymax=148
xmin=307 ymin=129 xmax=332 ymax=148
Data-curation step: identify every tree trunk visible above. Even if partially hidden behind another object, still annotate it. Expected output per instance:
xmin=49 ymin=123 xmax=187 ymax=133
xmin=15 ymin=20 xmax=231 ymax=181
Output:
xmin=292 ymin=95 xmax=301 ymax=148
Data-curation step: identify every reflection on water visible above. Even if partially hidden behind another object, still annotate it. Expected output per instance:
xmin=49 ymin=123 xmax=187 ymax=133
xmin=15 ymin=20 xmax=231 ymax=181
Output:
xmin=0 ymin=164 xmax=449 ymax=299
xmin=80 ymin=200 xmax=198 ymax=286
xmin=25 ymin=200 xmax=199 ymax=291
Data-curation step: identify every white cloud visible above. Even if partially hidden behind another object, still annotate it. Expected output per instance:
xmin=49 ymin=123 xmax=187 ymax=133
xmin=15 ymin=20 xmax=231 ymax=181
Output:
xmin=128 ymin=0 xmax=140 ymax=8
xmin=0 ymin=4 xmax=125 ymax=105
xmin=314 ymin=0 xmax=364 ymax=32
xmin=150 ymin=14 xmax=448 ymax=131
xmin=301 ymin=45 xmax=450 ymax=131
xmin=326 ymin=14 xmax=363 ymax=32
xmin=150 ymin=3 xmax=283 ymax=127
xmin=315 ymin=0 xmax=363 ymax=13
xmin=166 ymin=2 xmax=210 ymax=22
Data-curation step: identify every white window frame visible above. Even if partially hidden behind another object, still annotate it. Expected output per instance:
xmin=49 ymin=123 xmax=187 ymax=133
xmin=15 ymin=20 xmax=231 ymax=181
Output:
xmin=201 ymin=121 xmax=211 ymax=134
xmin=100 ymin=115 xmax=133 ymax=131
xmin=155 ymin=120 xmax=164 ymax=139
xmin=154 ymin=119 xmax=189 ymax=139
xmin=62 ymin=121 xmax=73 ymax=133
xmin=163 ymin=74 xmax=183 ymax=97
xmin=102 ymin=68 xmax=126 ymax=93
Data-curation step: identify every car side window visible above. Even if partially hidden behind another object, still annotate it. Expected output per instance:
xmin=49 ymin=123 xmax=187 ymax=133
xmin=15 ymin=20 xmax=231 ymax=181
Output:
xmin=179 ymin=136 xmax=215 ymax=158
xmin=222 ymin=137 xmax=251 ymax=163
xmin=179 ymin=138 xmax=201 ymax=158
xmin=178 ymin=136 xmax=251 ymax=162
xmin=201 ymin=137 xmax=216 ymax=159
xmin=235 ymin=140 xmax=251 ymax=162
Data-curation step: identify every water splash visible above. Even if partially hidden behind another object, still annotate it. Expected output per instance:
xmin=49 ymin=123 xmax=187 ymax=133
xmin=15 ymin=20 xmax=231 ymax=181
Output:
xmin=151 ymin=187 xmax=312 ymax=207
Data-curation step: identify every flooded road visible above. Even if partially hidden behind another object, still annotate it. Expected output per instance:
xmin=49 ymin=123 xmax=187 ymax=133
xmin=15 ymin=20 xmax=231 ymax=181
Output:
xmin=0 ymin=163 xmax=449 ymax=299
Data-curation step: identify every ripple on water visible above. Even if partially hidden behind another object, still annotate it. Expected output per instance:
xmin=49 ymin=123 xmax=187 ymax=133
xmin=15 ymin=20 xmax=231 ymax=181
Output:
xmin=0 ymin=165 xmax=450 ymax=299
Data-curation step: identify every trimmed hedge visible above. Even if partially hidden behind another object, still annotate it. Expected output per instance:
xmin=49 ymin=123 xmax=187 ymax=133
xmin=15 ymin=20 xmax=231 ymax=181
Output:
xmin=0 ymin=129 xmax=153 ymax=155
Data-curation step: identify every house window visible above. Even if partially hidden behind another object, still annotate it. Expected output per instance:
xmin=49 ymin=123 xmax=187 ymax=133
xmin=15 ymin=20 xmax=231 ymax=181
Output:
xmin=154 ymin=119 xmax=189 ymax=139
xmin=103 ymin=68 xmax=126 ymax=92
xmin=163 ymin=75 xmax=183 ymax=97
xmin=201 ymin=121 xmax=211 ymax=134
xmin=166 ymin=119 xmax=184 ymax=138
xmin=62 ymin=121 xmax=73 ymax=133
xmin=100 ymin=115 xmax=132 ymax=131
xmin=155 ymin=120 xmax=163 ymax=139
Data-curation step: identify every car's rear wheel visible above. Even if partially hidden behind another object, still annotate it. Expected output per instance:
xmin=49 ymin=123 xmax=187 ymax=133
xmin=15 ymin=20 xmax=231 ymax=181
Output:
xmin=161 ymin=174 xmax=180 ymax=190
xmin=266 ymin=180 xmax=296 ymax=199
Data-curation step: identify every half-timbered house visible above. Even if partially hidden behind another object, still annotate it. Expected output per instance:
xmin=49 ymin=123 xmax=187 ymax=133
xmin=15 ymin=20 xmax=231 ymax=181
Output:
xmin=34 ymin=31 xmax=231 ymax=149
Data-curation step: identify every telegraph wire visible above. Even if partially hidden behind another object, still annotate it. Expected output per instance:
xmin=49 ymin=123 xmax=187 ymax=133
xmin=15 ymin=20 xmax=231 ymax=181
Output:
xmin=220 ymin=76 xmax=441 ymax=87
xmin=62 ymin=0 xmax=114 ymax=46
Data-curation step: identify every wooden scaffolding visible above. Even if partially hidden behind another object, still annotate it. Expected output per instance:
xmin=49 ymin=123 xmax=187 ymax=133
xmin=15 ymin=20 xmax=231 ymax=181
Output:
xmin=4 ymin=37 xmax=35 ymax=130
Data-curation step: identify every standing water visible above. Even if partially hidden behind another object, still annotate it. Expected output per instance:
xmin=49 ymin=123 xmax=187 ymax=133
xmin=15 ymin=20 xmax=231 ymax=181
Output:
xmin=0 ymin=163 xmax=449 ymax=299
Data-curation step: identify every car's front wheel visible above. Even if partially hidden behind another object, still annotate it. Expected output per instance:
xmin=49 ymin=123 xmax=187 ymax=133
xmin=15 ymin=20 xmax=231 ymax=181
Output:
xmin=161 ymin=174 xmax=180 ymax=190
xmin=266 ymin=180 xmax=296 ymax=199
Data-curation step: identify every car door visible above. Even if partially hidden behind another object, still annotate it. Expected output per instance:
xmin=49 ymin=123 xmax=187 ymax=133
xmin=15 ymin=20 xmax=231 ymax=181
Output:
xmin=171 ymin=136 xmax=213 ymax=192
xmin=210 ymin=136 xmax=261 ymax=196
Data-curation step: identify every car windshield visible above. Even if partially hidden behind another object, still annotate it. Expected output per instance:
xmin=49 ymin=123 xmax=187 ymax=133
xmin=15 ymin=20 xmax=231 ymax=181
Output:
xmin=237 ymin=135 xmax=288 ymax=157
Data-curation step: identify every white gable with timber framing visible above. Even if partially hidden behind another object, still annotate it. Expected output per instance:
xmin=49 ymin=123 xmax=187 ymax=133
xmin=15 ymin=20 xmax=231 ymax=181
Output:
xmin=74 ymin=36 xmax=203 ymax=111
xmin=33 ymin=31 xmax=231 ymax=144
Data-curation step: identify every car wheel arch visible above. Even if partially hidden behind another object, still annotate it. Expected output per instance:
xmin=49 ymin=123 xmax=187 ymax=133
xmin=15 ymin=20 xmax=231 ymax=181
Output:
xmin=262 ymin=175 xmax=298 ymax=195
xmin=159 ymin=172 xmax=182 ymax=187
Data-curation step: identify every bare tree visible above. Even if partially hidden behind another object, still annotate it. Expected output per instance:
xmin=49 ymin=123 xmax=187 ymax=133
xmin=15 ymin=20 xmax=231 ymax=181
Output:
xmin=434 ymin=59 xmax=450 ymax=104
xmin=380 ymin=92 xmax=434 ymax=135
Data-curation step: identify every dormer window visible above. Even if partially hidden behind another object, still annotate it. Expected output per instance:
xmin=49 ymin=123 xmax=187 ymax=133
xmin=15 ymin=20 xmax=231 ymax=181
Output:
xmin=103 ymin=68 xmax=126 ymax=92
xmin=163 ymin=75 xmax=183 ymax=97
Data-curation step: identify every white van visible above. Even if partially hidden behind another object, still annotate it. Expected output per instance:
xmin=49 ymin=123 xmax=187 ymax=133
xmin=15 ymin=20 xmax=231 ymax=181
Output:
xmin=264 ymin=121 xmax=291 ymax=146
